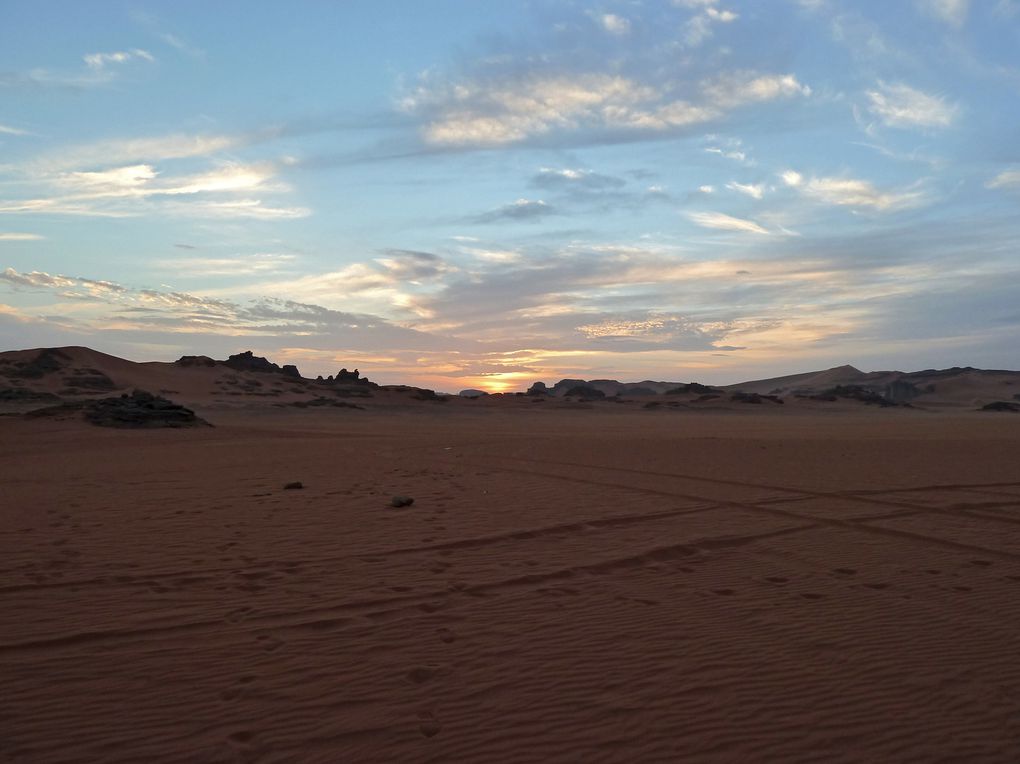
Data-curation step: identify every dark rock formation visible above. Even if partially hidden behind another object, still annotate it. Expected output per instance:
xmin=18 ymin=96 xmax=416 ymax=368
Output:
xmin=526 ymin=381 xmax=551 ymax=396
xmin=666 ymin=382 xmax=720 ymax=395
xmin=283 ymin=481 xmax=304 ymax=490
xmin=884 ymin=380 xmax=923 ymax=403
xmin=981 ymin=401 xmax=1020 ymax=412
xmin=223 ymin=351 xmax=301 ymax=378
xmin=63 ymin=370 xmax=116 ymax=390
xmin=824 ymin=385 xmax=896 ymax=407
xmin=731 ymin=392 xmax=784 ymax=404
xmin=314 ymin=367 xmax=377 ymax=390
xmin=1 ymin=348 xmax=70 ymax=379
xmin=459 ymin=389 xmax=488 ymax=398
xmin=564 ymin=385 xmax=605 ymax=399
xmin=284 ymin=397 xmax=363 ymax=410
xmin=175 ymin=355 xmax=217 ymax=367
xmin=390 ymin=495 xmax=415 ymax=508
xmin=0 ymin=388 xmax=61 ymax=406
xmin=28 ymin=390 xmax=210 ymax=428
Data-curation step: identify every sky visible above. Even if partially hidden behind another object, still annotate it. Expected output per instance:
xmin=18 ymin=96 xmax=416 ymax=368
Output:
xmin=1 ymin=0 xmax=1019 ymax=392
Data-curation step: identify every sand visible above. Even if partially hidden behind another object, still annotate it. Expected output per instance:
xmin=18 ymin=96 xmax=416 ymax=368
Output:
xmin=3 ymin=405 xmax=1020 ymax=762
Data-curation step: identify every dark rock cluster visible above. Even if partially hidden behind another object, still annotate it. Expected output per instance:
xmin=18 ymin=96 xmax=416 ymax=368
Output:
xmin=731 ymin=392 xmax=784 ymax=404
xmin=223 ymin=351 xmax=301 ymax=378
xmin=981 ymin=401 xmax=1020 ymax=412
xmin=28 ymin=390 xmax=210 ymax=428
xmin=0 ymin=348 xmax=69 ymax=379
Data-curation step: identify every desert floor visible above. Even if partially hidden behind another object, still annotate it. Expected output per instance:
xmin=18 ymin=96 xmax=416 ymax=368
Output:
xmin=3 ymin=406 xmax=1020 ymax=762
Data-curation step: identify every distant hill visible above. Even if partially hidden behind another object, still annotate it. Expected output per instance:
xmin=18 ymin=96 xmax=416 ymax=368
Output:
xmin=528 ymin=364 xmax=1020 ymax=408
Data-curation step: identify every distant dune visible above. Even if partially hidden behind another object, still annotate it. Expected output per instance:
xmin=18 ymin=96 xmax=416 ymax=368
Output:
xmin=2 ymin=347 xmax=1020 ymax=420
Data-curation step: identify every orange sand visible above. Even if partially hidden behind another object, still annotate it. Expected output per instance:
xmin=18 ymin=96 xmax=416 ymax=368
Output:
xmin=3 ymin=407 xmax=1020 ymax=761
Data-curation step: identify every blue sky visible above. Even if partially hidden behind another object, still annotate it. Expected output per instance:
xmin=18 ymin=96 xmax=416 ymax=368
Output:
xmin=2 ymin=0 xmax=1019 ymax=390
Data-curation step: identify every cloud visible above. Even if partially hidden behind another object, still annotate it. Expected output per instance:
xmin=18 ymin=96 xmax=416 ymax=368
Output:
xmin=531 ymin=168 xmax=626 ymax=190
xmin=25 ymin=132 xmax=242 ymax=174
xmin=0 ymin=266 xmax=451 ymax=350
xmin=1 ymin=267 xmax=76 ymax=289
xmin=865 ymin=81 xmax=957 ymax=129
xmin=156 ymin=254 xmax=298 ymax=277
xmin=917 ymin=0 xmax=970 ymax=25
xmin=782 ymin=172 xmax=925 ymax=211
xmin=402 ymin=68 xmax=807 ymax=148
xmin=0 ymin=123 xmax=30 ymax=136
xmin=804 ymin=177 xmax=924 ymax=211
xmin=474 ymin=198 xmax=554 ymax=223
xmin=986 ymin=169 xmax=1020 ymax=189
xmin=702 ymin=72 xmax=811 ymax=109
xmin=680 ymin=1 xmax=740 ymax=47
xmin=688 ymin=211 xmax=770 ymax=234
xmin=0 ymin=232 xmax=44 ymax=241
xmin=83 ymin=49 xmax=155 ymax=70
xmin=780 ymin=170 xmax=803 ymax=187
xmin=726 ymin=181 xmax=764 ymax=199
xmin=596 ymin=13 xmax=631 ymax=34
xmin=1 ymin=160 xmax=307 ymax=220
xmin=3 ymin=48 xmax=155 ymax=90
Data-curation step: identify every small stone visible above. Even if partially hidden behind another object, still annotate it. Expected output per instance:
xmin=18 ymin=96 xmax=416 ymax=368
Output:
xmin=283 ymin=481 xmax=304 ymax=490
xmin=391 ymin=495 xmax=414 ymax=508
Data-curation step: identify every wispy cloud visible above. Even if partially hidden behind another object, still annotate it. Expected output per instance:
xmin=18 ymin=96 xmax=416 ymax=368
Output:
xmin=1 ymin=157 xmax=307 ymax=220
xmin=83 ymin=49 xmax=155 ymax=70
xmin=917 ymin=0 xmax=971 ymax=26
xmin=865 ymin=81 xmax=957 ymax=129
xmin=0 ymin=232 xmax=44 ymax=241
xmin=701 ymin=72 xmax=811 ymax=109
xmin=688 ymin=211 xmax=770 ymax=234
xmin=726 ymin=181 xmax=765 ymax=199
xmin=156 ymin=254 xmax=297 ymax=277
xmin=678 ymin=0 xmax=740 ymax=47
xmin=595 ymin=13 xmax=631 ymax=35
xmin=0 ymin=123 xmax=31 ymax=136
xmin=986 ymin=168 xmax=1020 ymax=189
xmin=402 ymin=69 xmax=808 ymax=149
xmin=783 ymin=171 xmax=926 ymax=211
xmin=531 ymin=168 xmax=626 ymax=190
xmin=474 ymin=198 xmax=554 ymax=223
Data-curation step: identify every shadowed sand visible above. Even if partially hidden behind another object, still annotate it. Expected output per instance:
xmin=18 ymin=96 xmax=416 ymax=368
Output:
xmin=3 ymin=407 xmax=1020 ymax=761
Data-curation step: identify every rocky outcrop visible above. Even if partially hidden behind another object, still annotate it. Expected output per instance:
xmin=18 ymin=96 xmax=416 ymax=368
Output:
xmin=0 ymin=348 xmax=70 ymax=379
xmin=28 ymin=390 xmax=211 ymax=428
xmin=564 ymin=385 xmax=605 ymax=399
xmin=223 ymin=351 xmax=302 ymax=378
xmin=666 ymin=382 xmax=720 ymax=395
xmin=315 ymin=367 xmax=377 ymax=389
xmin=981 ymin=401 xmax=1020 ymax=412
xmin=459 ymin=389 xmax=488 ymax=398
xmin=526 ymin=381 xmax=551 ymax=396
xmin=175 ymin=355 xmax=217 ymax=367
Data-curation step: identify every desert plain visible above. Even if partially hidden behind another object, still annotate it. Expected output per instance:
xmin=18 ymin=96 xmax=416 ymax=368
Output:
xmin=3 ymin=351 xmax=1020 ymax=762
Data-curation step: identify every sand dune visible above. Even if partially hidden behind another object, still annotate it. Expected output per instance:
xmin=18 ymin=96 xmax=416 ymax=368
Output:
xmin=3 ymin=404 xmax=1020 ymax=761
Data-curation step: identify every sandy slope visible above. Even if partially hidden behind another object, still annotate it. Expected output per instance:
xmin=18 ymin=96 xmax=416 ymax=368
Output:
xmin=3 ymin=407 xmax=1020 ymax=762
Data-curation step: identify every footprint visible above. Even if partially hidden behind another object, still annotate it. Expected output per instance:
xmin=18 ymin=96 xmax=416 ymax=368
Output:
xmin=407 ymin=665 xmax=444 ymax=684
xmin=437 ymin=627 xmax=456 ymax=644
xmin=833 ymin=568 xmax=857 ymax=576
xmin=417 ymin=711 xmax=442 ymax=739
xmin=864 ymin=583 xmax=890 ymax=590
xmin=800 ymin=592 xmax=824 ymax=600
xmin=765 ymin=576 xmax=788 ymax=584
xmin=969 ymin=559 xmax=993 ymax=567
xmin=712 ymin=588 xmax=735 ymax=596
xmin=227 ymin=730 xmax=254 ymax=746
